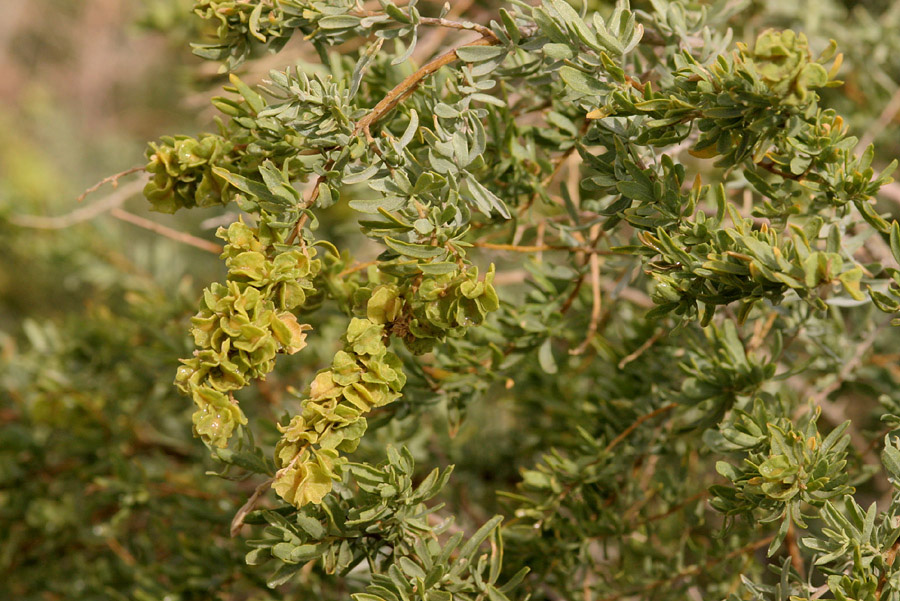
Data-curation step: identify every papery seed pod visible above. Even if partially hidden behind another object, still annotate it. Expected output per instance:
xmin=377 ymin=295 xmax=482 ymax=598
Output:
xmin=144 ymin=134 xmax=235 ymax=213
xmin=744 ymin=30 xmax=829 ymax=106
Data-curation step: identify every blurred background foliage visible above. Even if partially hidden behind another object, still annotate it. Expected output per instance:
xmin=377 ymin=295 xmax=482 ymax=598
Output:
xmin=1 ymin=0 xmax=900 ymax=599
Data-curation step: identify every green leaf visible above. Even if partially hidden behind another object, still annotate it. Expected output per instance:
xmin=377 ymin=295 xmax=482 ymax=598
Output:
xmin=212 ymin=167 xmax=287 ymax=207
xmin=559 ymin=66 xmax=606 ymax=96
xmin=349 ymin=196 xmax=406 ymax=214
xmin=384 ymin=237 xmax=447 ymax=259
xmin=452 ymin=515 xmax=503 ymax=573
xmin=456 ymin=46 xmax=507 ymax=62
xmin=538 ymin=338 xmax=558 ymax=374
xmin=543 ymin=43 xmax=574 ymax=60
xmin=499 ymin=8 xmax=521 ymax=43
xmin=398 ymin=110 xmax=419 ymax=149
xmin=248 ymin=3 xmax=266 ymax=43
xmin=467 ymin=178 xmax=511 ymax=219
xmin=319 ymin=15 xmax=362 ymax=30
xmin=883 ymin=436 xmax=900 ymax=484
xmin=890 ymin=221 xmax=900 ymax=265
xmin=418 ymin=262 xmax=459 ymax=275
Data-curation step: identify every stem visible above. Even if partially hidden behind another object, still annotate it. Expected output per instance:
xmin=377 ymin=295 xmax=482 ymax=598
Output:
xmin=596 ymin=535 xmax=774 ymax=601
xmin=876 ymin=538 xmax=900 ymax=599
xmin=417 ymin=16 xmax=496 ymax=39
xmin=472 ymin=241 xmax=616 ymax=254
xmin=286 ymin=165 xmax=332 ymax=245
xmin=337 ymin=260 xmax=379 ymax=278
xmin=10 ymin=178 xmax=146 ymax=230
xmin=230 ymin=477 xmax=275 ymax=537
xmin=110 ymin=208 xmax=223 ymax=254
xmin=604 ymin=403 xmax=677 ymax=454
xmin=617 ymin=329 xmax=666 ymax=369
xmin=76 ymin=165 xmax=145 ymax=202
xmin=354 ymin=35 xmax=499 ymax=136
xmin=756 ymin=159 xmax=805 ymax=181
xmin=571 ymin=250 xmax=601 ymax=355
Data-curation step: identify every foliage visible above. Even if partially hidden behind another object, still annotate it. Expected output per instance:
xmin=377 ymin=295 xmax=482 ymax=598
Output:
xmin=5 ymin=0 xmax=900 ymax=600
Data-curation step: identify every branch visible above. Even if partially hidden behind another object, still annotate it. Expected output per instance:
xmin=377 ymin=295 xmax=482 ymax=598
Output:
xmin=354 ymin=35 xmax=499 ymax=137
xmin=337 ymin=259 xmax=378 ymax=278
xmin=571 ymin=250 xmax=601 ymax=355
xmin=9 ymin=178 xmax=146 ymax=229
xmin=633 ymin=490 xmax=709 ymax=528
xmin=810 ymin=323 xmax=884 ymax=406
xmin=618 ymin=329 xmax=666 ymax=369
xmin=786 ymin=523 xmax=805 ymax=578
xmin=859 ymin=85 xmax=900 ymax=151
xmin=472 ymin=241 xmax=616 ymax=254
xmin=286 ymin=164 xmax=333 ymax=245
xmin=230 ymin=477 xmax=274 ymax=537
xmin=417 ymin=16 xmax=496 ymax=39
xmin=876 ymin=538 xmax=900 ymax=599
xmin=605 ymin=403 xmax=677 ymax=454
xmin=596 ymin=535 xmax=774 ymax=601
xmin=288 ymin=22 xmax=506 ymax=243
xmin=756 ymin=159 xmax=805 ymax=181
xmin=110 ymin=208 xmax=223 ymax=254
xmin=76 ymin=165 xmax=145 ymax=202
xmin=8 ymin=174 xmax=220 ymax=254
xmin=411 ymin=0 xmax=478 ymax=62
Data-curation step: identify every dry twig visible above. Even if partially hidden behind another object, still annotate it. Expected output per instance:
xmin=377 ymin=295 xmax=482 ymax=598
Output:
xmin=76 ymin=165 xmax=145 ymax=202
xmin=231 ymin=477 xmax=275 ymax=537
xmin=9 ymin=178 xmax=146 ymax=229
xmin=110 ymin=208 xmax=223 ymax=254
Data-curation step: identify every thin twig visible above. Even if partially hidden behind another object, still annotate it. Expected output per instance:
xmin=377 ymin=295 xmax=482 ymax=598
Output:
xmin=76 ymin=165 xmax=145 ymax=202
xmin=417 ymin=16 xmax=496 ymax=39
xmin=756 ymin=160 xmax=805 ymax=181
xmin=618 ymin=329 xmax=666 ymax=369
xmin=747 ymin=311 xmax=778 ymax=352
xmin=786 ymin=523 xmax=805 ymax=578
xmin=472 ymin=241 xmax=616 ymax=254
xmin=354 ymin=35 xmax=499 ymax=137
xmin=230 ymin=477 xmax=275 ymax=537
xmin=286 ymin=166 xmax=332 ymax=245
xmin=519 ymin=119 xmax=590 ymax=216
xmin=337 ymin=260 xmax=379 ymax=278
xmin=810 ymin=324 xmax=884 ymax=406
xmin=110 ymin=208 xmax=223 ymax=254
xmin=411 ymin=0 xmax=477 ymax=62
xmin=877 ymin=539 xmax=900 ymax=599
xmin=596 ymin=535 xmax=774 ymax=601
xmin=106 ymin=537 xmax=137 ymax=567
xmin=288 ymin=19 xmax=520 ymax=242
xmin=605 ymin=403 xmax=677 ymax=454
xmin=633 ymin=490 xmax=709 ymax=528
xmin=553 ymin=403 xmax=678 ymax=507
xmin=859 ymin=86 xmax=900 ymax=151
xmin=9 ymin=178 xmax=146 ymax=229
xmin=559 ymin=226 xmax=608 ymax=315
xmin=571 ymin=249 xmax=602 ymax=355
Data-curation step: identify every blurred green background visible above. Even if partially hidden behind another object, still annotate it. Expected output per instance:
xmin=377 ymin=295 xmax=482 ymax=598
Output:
xmin=1 ymin=0 xmax=900 ymax=599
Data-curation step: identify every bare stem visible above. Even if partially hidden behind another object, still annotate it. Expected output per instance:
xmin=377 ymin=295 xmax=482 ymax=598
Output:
xmin=77 ymin=165 xmax=145 ymax=203
xmin=596 ymin=535 xmax=774 ymax=601
xmin=110 ymin=208 xmax=223 ymax=254
xmin=230 ymin=477 xmax=275 ymax=537
xmin=354 ymin=35 xmax=499 ymax=137
xmin=472 ymin=241 xmax=616 ymax=254
xmin=417 ymin=16 xmax=496 ymax=39
xmin=10 ymin=178 xmax=146 ymax=229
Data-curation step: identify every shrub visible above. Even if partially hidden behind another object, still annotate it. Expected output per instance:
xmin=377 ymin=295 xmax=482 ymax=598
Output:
xmin=5 ymin=1 xmax=900 ymax=600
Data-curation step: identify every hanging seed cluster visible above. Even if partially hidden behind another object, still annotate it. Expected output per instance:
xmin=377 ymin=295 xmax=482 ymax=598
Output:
xmin=175 ymin=221 xmax=319 ymax=448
